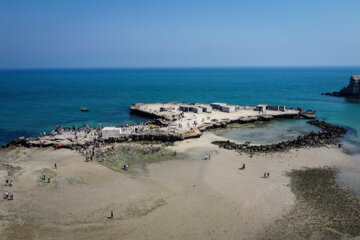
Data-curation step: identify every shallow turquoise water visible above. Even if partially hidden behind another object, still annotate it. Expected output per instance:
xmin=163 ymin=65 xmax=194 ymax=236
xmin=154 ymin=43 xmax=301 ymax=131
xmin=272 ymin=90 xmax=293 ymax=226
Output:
xmin=213 ymin=119 xmax=320 ymax=145
xmin=0 ymin=67 xmax=359 ymax=145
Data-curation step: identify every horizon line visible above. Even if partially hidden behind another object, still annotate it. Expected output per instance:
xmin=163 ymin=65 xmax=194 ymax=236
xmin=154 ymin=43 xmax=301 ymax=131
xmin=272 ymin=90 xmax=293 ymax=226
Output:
xmin=1 ymin=65 xmax=360 ymax=71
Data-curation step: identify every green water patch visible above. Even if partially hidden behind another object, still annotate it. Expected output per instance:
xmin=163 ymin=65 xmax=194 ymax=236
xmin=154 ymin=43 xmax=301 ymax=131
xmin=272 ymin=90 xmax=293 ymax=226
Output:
xmin=0 ymin=149 xmax=22 ymax=176
xmin=4 ymin=222 xmax=43 ymax=240
xmin=124 ymin=198 xmax=167 ymax=218
xmin=66 ymin=176 xmax=88 ymax=185
xmin=35 ymin=168 xmax=57 ymax=185
xmin=259 ymin=167 xmax=360 ymax=239
xmin=0 ymin=163 xmax=21 ymax=176
xmin=96 ymin=145 xmax=186 ymax=175
xmin=185 ymin=147 xmax=219 ymax=160
xmin=4 ymin=222 xmax=109 ymax=240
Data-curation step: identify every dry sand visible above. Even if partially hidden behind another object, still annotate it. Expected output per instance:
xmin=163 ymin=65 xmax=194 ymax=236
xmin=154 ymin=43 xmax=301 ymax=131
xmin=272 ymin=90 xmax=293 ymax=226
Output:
xmin=0 ymin=132 xmax=359 ymax=240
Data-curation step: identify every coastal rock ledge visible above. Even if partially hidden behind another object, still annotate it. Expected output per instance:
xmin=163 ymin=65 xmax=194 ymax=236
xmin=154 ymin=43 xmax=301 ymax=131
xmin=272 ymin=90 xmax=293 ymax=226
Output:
xmin=323 ymin=75 xmax=360 ymax=99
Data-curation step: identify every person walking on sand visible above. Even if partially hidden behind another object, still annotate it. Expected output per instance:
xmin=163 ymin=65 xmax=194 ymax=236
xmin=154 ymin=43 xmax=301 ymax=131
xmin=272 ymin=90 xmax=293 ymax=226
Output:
xmin=267 ymin=172 xmax=270 ymax=178
xmin=108 ymin=210 xmax=114 ymax=219
xmin=54 ymin=163 xmax=57 ymax=169
xmin=239 ymin=163 xmax=245 ymax=170
xmin=264 ymin=172 xmax=267 ymax=178
xmin=47 ymin=178 xmax=51 ymax=183
xmin=9 ymin=193 xmax=13 ymax=200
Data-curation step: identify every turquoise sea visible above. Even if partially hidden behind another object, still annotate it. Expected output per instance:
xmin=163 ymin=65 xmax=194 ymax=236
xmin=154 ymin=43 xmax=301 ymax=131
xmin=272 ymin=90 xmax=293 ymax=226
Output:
xmin=0 ymin=67 xmax=359 ymax=146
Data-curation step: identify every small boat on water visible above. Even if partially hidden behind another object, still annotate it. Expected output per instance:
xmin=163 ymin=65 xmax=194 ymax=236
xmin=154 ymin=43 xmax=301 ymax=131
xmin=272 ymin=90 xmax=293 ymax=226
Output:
xmin=80 ymin=108 xmax=89 ymax=112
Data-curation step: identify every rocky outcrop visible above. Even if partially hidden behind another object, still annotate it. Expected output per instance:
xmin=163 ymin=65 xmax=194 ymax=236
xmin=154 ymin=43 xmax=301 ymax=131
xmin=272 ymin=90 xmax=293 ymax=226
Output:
xmin=2 ymin=132 xmax=189 ymax=150
xmin=129 ymin=107 xmax=166 ymax=120
xmin=0 ymin=113 xmax=305 ymax=149
xmin=2 ymin=102 xmax=315 ymax=150
xmin=212 ymin=120 xmax=347 ymax=153
xmin=1 ymin=137 xmax=27 ymax=148
xmin=323 ymin=75 xmax=360 ymax=99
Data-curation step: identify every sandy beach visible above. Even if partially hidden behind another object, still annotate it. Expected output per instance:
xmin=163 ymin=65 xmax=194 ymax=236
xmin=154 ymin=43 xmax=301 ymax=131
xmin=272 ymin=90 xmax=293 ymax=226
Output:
xmin=2 ymin=0 xmax=360 ymax=239
xmin=0 ymin=131 xmax=359 ymax=240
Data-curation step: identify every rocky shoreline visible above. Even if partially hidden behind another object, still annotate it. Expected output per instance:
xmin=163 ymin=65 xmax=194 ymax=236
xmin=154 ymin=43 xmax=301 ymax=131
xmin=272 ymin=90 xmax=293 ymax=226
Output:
xmin=1 ymin=115 xmax=297 ymax=150
xmin=0 ymin=128 xmax=185 ymax=150
xmin=212 ymin=120 xmax=347 ymax=153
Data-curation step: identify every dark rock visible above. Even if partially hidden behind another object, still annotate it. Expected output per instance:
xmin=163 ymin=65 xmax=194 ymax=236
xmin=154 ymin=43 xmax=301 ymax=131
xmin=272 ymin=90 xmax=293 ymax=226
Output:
xmin=1 ymin=137 xmax=27 ymax=148
xmin=323 ymin=75 xmax=360 ymax=99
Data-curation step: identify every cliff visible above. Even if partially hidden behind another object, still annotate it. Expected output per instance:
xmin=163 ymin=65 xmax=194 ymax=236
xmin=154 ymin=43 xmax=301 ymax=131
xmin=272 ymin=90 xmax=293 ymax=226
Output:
xmin=324 ymin=75 xmax=360 ymax=99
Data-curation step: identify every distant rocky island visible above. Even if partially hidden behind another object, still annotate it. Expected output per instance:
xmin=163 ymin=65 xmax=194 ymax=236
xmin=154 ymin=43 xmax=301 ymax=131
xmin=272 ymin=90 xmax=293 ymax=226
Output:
xmin=323 ymin=75 xmax=360 ymax=99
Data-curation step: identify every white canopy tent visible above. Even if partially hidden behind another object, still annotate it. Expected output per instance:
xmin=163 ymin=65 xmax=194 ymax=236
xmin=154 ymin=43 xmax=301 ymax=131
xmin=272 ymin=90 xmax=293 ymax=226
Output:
xmin=102 ymin=127 xmax=122 ymax=138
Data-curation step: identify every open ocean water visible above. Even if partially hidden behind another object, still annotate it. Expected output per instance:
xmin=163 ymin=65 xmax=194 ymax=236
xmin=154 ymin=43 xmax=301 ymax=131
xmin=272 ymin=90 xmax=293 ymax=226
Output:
xmin=0 ymin=67 xmax=360 ymax=148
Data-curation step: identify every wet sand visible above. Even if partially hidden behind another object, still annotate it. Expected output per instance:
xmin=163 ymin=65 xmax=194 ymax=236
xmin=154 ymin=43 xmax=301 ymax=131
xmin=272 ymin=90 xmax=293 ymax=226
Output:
xmin=0 ymin=132 xmax=359 ymax=240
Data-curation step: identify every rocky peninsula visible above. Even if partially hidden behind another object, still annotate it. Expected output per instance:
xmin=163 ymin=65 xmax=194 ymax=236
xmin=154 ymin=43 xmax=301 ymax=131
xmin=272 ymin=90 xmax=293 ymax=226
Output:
xmin=2 ymin=102 xmax=316 ymax=149
xmin=323 ymin=75 xmax=360 ymax=99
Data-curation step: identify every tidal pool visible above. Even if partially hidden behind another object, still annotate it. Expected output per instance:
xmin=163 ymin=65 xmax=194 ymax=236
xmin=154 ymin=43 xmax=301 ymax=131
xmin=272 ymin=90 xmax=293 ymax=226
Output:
xmin=212 ymin=119 xmax=320 ymax=145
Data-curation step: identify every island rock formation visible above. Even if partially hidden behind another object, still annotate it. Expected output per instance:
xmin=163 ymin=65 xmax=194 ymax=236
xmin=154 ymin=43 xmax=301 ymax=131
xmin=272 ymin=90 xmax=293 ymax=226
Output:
xmin=324 ymin=75 xmax=360 ymax=99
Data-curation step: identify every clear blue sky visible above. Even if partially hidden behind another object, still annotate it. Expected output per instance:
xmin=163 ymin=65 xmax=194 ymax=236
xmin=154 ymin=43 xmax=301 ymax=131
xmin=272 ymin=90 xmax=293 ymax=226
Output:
xmin=1 ymin=0 xmax=359 ymax=69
